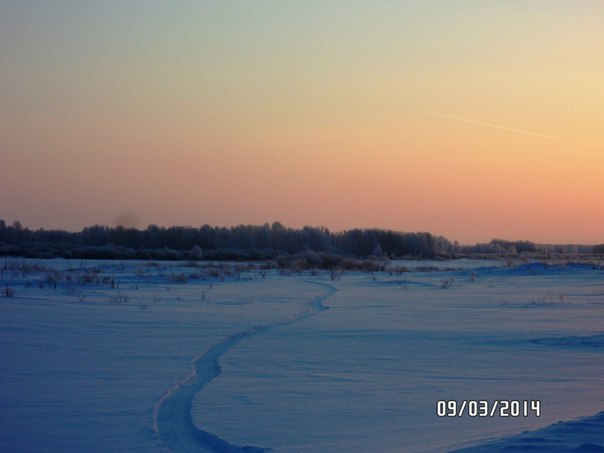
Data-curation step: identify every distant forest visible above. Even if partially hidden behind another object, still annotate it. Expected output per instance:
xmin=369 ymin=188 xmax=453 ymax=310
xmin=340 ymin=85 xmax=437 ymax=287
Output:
xmin=0 ymin=220 xmax=601 ymax=261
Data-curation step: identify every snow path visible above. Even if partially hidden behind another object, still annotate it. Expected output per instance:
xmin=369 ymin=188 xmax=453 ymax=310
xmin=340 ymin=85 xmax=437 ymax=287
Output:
xmin=154 ymin=281 xmax=336 ymax=453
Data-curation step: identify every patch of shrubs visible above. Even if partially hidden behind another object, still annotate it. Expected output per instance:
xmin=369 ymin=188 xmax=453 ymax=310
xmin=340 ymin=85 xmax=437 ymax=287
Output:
xmin=272 ymin=251 xmax=388 ymax=273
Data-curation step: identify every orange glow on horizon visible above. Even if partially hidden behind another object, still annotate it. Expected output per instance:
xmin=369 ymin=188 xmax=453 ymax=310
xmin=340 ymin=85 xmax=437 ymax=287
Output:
xmin=1 ymin=2 xmax=603 ymax=244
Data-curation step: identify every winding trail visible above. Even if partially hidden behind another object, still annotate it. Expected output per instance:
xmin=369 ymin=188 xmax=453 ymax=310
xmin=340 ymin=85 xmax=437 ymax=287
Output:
xmin=154 ymin=280 xmax=336 ymax=453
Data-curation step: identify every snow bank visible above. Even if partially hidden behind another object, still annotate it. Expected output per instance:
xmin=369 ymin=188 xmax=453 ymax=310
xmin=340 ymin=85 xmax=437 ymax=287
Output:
xmin=450 ymin=410 xmax=604 ymax=452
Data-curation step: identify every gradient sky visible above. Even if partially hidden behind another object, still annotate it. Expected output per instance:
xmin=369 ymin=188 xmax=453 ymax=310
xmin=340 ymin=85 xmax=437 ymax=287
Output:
xmin=1 ymin=1 xmax=603 ymax=244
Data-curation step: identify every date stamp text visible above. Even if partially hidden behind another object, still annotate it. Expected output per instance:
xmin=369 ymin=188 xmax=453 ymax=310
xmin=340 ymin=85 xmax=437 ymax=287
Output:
xmin=436 ymin=400 xmax=541 ymax=418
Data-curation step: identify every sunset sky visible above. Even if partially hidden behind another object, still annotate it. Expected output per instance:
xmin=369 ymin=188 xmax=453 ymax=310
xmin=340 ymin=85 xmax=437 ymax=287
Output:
xmin=1 ymin=1 xmax=602 ymax=244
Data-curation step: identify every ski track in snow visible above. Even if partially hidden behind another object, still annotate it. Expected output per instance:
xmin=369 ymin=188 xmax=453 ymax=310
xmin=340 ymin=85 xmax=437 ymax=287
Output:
xmin=154 ymin=280 xmax=336 ymax=453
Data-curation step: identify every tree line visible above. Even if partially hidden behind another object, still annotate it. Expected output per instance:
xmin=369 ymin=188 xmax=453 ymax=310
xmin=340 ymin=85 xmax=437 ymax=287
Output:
xmin=0 ymin=219 xmax=600 ymax=261
xmin=0 ymin=220 xmax=455 ymax=259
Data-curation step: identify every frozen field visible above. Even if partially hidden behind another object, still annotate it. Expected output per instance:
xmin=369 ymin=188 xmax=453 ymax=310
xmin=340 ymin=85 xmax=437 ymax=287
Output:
xmin=1 ymin=258 xmax=603 ymax=452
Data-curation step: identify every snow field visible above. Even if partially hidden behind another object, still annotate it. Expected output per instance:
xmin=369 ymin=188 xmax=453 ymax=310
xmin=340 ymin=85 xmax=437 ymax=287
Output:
xmin=1 ymin=260 xmax=315 ymax=452
xmin=1 ymin=259 xmax=603 ymax=452
xmin=195 ymin=263 xmax=604 ymax=452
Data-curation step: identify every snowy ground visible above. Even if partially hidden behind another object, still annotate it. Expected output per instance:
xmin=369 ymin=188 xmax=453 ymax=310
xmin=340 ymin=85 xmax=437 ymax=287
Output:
xmin=1 ymin=258 xmax=603 ymax=452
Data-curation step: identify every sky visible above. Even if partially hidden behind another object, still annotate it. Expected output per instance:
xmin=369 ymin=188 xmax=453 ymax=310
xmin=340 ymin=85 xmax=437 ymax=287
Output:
xmin=1 ymin=1 xmax=603 ymax=244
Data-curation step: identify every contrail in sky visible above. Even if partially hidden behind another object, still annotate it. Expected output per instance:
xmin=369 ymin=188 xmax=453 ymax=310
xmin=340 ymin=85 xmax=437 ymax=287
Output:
xmin=416 ymin=109 xmax=558 ymax=140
